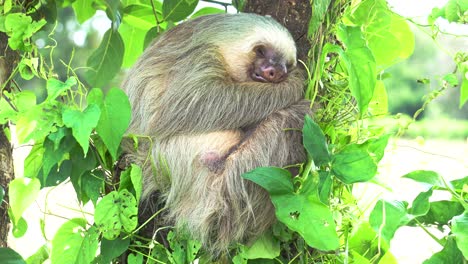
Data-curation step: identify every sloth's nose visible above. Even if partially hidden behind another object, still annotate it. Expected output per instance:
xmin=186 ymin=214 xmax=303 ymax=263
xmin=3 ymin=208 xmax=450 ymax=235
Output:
xmin=260 ymin=64 xmax=287 ymax=83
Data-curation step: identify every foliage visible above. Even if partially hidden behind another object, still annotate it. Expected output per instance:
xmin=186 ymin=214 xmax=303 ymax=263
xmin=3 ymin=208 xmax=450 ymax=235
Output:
xmin=0 ymin=0 xmax=467 ymax=264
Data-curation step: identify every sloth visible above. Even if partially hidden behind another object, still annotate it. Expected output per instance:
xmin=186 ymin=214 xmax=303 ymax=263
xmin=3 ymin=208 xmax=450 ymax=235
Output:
xmin=121 ymin=13 xmax=311 ymax=257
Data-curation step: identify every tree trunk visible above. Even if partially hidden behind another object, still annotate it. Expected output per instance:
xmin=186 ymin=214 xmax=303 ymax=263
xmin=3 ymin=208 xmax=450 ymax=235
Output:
xmin=0 ymin=131 xmax=14 ymax=247
xmin=0 ymin=32 xmax=18 ymax=247
xmin=243 ymin=0 xmax=311 ymax=63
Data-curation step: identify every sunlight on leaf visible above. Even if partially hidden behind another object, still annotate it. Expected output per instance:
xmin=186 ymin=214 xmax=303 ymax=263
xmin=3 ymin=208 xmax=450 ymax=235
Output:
xmin=86 ymin=29 xmax=124 ymax=87
xmin=9 ymin=177 xmax=40 ymax=226
xmin=95 ymin=190 xmax=138 ymax=240
xmin=95 ymin=88 xmax=131 ymax=161
xmin=63 ymin=104 xmax=101 ymax=155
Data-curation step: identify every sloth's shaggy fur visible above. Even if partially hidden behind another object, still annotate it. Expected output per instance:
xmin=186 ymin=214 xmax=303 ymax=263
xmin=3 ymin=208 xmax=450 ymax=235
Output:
xmin=122 ymin=13 xmax=310 ymax=257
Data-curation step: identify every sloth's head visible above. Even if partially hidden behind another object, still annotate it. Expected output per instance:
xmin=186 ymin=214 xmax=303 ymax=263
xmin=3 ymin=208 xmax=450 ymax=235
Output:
xmin=193 ymin=13 xmax=298 ymax=83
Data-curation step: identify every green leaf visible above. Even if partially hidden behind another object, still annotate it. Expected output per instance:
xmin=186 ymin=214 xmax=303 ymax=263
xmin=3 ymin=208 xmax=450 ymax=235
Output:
xmin=82 ymin=226 xmax=100 ymax=261
xmin=302 ymin=115 xmax=331 ymax=166
xmin=127 ymin=253 xmax=143 ymax=264
xmin=167 ymin=231 xmax=201 ymax=263
xmin=119 ymin=22 xmax=146 ymax=68
xmin=232 ymin=254 xmax=248 ymax=264
xmin=63 ymin=104 xmax=101 ymax=155
xmin=14 ymin=91 xmax=37 ymax=112
xmin=274 ymin=194 xmax=339 ymax=251
xmin=460 ymin=62 xmax=468 ymax=108
xmin=41 ymin=160 xmax=72 ymax=187
xmin=272 ymin=222 xmax=293 ymax=242
xmin=318 ymin=171 xmax=333 ymax=204
xmin=186 ymin=239 xmax=202 ymax=263
xmin=347 ymin=0 xmax=414 ymax=68
xmin=15 ymin=109 xmax=39 ymax=144
xmin=149 ymin=244 xmax=172 ymax=263
xmin=101 ymin=237 xmax=131 ymax=263
xmin=5 ymin=91 xmax=38 ymax=141
xmin=119 ymin=164 xmax=143 ymax=202
xmin=68 ymin=145 xmax=98 ymax=203
xmin=369 ymin=200 xmax=411 ymax=243
xmin=87 ymin=88 xmax=104 ymax=105
xmin=3 ymin=13 xmax=46 ymax=51
xmin=4 ymin=0 xmax=12 ymax=13
xmin=370 ymin=14 xmax=414 ymax=67
xmin=0 ymin=248 xmax=26 ymax=264
xmin=23 ymin=143 xmax=45 ymax=178
xmin=368 ymin=80 xmax=388 ymax=116
xmin=408 ymin=189 xmax=433 ymax=217
xmin=410 ymin=201 xmax=464 ymax=228
xmin=144 ymin=26 xmax=159 ymax=49
xmin=102 ymin=0 xmax=122 ymax=27
xmin=51 ymin=218 xmax=99 ymax=264
xmin=18 ymin=58 xmax=38 ymax=80
xmin=0 ymin=15 xmax=5 ymax=32
xmin=428 ymin=7 xmax=445 ymax=24
xmin=243 ymin=167 xmax=339 ymax=251
xmin=42 ymin=134 xmax=75 ymax=178
xmin=336 ymin=25 xmax=376 ymax=115
xmin=95 ymin=190 xmax=138 ymax=240
xmin=244 ymin=232 xmax=280 ymax=260
xmin=332 ymin=144 xmax=377 ymax=184
xmin=9 ymin=177 xmax=40 ymax=225
xmin=444 ymin=73 xmax=459 ymax=86
xmin=162 ymin=0 xmax=198 ymax=22
xmin=82 ymin=171 xmax=104 ymax=205
xmin=402 ymin=170 xmax=444 ymax=188
xmin=423 ymin=236 xmax=465 ymax=264
xmin=91 ymin=134 xmax=114 ymax=170
xmin=95 ymin=88 xmax=131 ymax=161
xmin=11 ymin=217 xmax=27 ymax=238
xmin=26 ymin=244 xmax=49 ymax=264
xmin=46 ymin=77 xmax=77 ymax=101
xmin=191 ymin=7 xmax=225 ymax=19
xmin=232 ymin=0 xmax=245 ymax=11
xmin=13 ymin=93 xmax=63 ymax=144
xmin=86 ymin=29 xmax=124 ymax=87
xmin=452 ymin=212 xmax=468 ymax=259
xmin=379 ymin=251 xmax=398 ymax=264
xmin=349 ymin=222 xmax=389 ymax=259
xmin=350 ymin=251 xmax=371 ymax=264
xmin=72 ymin=0 xmax=96 ymax=23
xmin=242 ymin=167 xmax=294 ymax=195
xmin=123 ymin=4 xmax=159 ymax=30
xmin=308 ymin=0 xmax=331 ymax=36
xmin=451 ymin=176 xmax=468 ymax=190
xmin=0 ymin=93 xmax=17 ymax=124
xmin=361 ymin=134 xmax=390 ymax=163
xmin=444 ymin=0 xmax=468 ymax=22
xmin=48 ymin=127 xmax=68 ymax=150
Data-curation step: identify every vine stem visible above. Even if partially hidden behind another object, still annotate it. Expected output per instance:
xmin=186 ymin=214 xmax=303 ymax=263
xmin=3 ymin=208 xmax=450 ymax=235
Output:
xmin=414 ymin=219 xmax=445 ymax=247
xmin=149 ymin=0 xmax=161 ymax=31
xmin=129 ymin=207 xmax=166 ymax=236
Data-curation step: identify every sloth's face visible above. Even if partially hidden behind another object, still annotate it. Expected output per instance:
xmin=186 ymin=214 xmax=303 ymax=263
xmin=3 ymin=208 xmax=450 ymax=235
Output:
xmin=248 ymin=44 xmax=294 ymax=83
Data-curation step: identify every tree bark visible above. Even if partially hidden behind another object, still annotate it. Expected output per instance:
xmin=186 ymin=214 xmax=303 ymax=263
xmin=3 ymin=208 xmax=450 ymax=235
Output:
xmin=243 ymin=0 xmax=311 ymax=63
xmin=0 ymin=32 xmax=18 ymax=247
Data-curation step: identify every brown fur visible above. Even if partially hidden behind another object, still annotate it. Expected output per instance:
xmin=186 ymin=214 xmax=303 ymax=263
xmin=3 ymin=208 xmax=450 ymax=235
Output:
xmin=121 ymin=13 xmax=311 ymax=257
